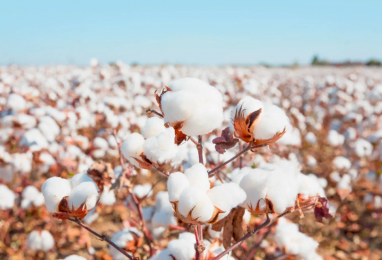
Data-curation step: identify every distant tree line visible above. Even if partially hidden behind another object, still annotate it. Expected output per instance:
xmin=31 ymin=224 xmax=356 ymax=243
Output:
xmin=311 ymin=55 xmax=381 ymax=67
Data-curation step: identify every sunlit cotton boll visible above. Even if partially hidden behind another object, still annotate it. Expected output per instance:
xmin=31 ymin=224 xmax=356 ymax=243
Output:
xmin=99 ymin=186 xmax=116 ymax=205
xmin=121 ymin=133 xmax=145 ymax=168
xmin=21 ymin=186 xmax=45 ymax=209
xmin=161 ymin=78 xmax=224 ymax=136
xmin=68 ymin=182 xmax=99 ymax=211
xmin=144 ymin=128 xmax=178 ymax=164
xmin=0 ymin=184 xmax=15 ymax=210
xmin=62 ymin=255 xmax=87 ymax=260
xmin=133 ymin=184 xmax=153 ymax=199
xmin=7 ymin=93 xmax=26 ymax=112
xmin=26 ymin=230 xmax=55 ymax=252
xmin=109 ymin=228 xmax=143 ymax=260
xmin=167 ymin=172 xmax=190 ymax=202
xmin=141 ymin=117 xmax=166 ymax=139
xmin=41 ymin=177 xmax=72 ymax=213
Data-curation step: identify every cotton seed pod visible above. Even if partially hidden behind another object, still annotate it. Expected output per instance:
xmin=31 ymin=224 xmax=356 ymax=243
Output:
xmin=167 ymin=163 xmax=246 ymax=225
xmin=121 ymin=133 xmax=153 ymax=169
xmin=42 ymin=177 xmax=72 ymax=213
xmin=230 ymin=96 xmax=287 ymax=146
xmin=155 ymin=78 xmax=224 ymax=143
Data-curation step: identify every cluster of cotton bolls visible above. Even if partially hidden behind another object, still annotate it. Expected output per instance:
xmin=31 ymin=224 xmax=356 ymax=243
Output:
xmin=1 ymin=62 xmax=382 ymax=259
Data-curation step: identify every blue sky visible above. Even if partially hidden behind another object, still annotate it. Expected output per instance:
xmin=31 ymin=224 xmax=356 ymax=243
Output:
xmin=1 ymin=0 xmax=381 ymax=66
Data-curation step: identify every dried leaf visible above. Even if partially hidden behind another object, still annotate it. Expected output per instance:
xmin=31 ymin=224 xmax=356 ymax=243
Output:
xmin=169 ymin=122 xmax=188 ymax=145
xmin=232 ymin=207 xmax=245 ymax=241
xmin=213 ymin=127 xmax=239 ymax=154
xmin=314 ymin=197 xmax=333 ymax=223
xmin=155 ymin=86 xmax=172 ymax=114
xmin=87 ymin=161 xmax=114 ymax=192
xmin=133 ymin=153 xmax=153 ymax=170
xmin=222 ymin=209 xmax=235 ymax=249
xmin=232 ymin=106 xmax=255 ymax=143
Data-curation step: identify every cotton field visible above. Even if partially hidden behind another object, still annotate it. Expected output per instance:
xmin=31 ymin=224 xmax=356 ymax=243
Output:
xmin=1 ymin=62 xmax=382 ymax=260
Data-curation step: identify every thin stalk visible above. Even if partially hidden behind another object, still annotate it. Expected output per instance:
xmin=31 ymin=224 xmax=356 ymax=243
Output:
xmin=69 ymin=218 xmax=136 ymax=260
xmin=208 ymin=144 xmax=266 ymax=177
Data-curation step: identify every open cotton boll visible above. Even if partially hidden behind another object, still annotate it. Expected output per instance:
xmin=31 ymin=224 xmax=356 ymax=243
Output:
xmin=184 ymin=163 xmax=210 ymax=192
xmin=7 ymin=93 xmax=26 ymax=111
xmin=133 ymin=184 xmax=153 ymax=199
xmin=93 ymin=137 xmax=109 ymax=150
xmin=327 ymin=130 xmax=345 ymax=146
xmin=0 ymin=184 xmax=15 ymax=210
xmin=166 ymin=238 xmax=196 ymax=260
xmin=190 ymin=193 xmax=215 ymax=222
xmin=109 ymin=228 xmax=143 ymax=259
xmin=353 ymin=139 xmax=372 ymax=157
xmin=70 ymin=173 xmax=94 ymax=188
xmin=306 ymin=155 xmax=317 ymax=167
xmin=275 ymin=218 xmax=322 ymax=260
xmin=152 ymin=210 xmax=177 ymax=228
xmin=19 ymin=128 xmax=49 ymax=151
xmin=144 ymin=128 xmax=178 ymax=164
xmin=167 ymin=172 xmax=190 ymax=203
xmin=239 ymin=169 xmax=269 ymax=211
xmin=142 ymin=117 xmax=166 ymax=139
xmin=208 ymin=182 xmax=246 ymax=221
xmin=68 ymin=182 xmax=99 ymax=210
xmin=177 ymin=186 xmax=209 ymax=219
xmin=42 ymin=177 xmax=72 ymax=213
xmin=21 ymin=186 xmax=44 ymax=208
xmin=99 ymin=186 xmax=116 ymax=205
xmin=305 ymin=132 xmax=317 ymax=144
xmin=228 ymin=167 xmax=253 ymax=184
xmin=298 ymin=174 xmax=325 ymax=199
xmin=27 ymin=230 xmax=55 ymax=252
xmin=161 ymin=78 xmax=224 ymax=136
xmin=253 ymin=102 xmax=289 ymax=140
xmin=121 ymin=133 xmax=145 ymax=168
xmin=333 ymin=156 xmax=351 ymax=170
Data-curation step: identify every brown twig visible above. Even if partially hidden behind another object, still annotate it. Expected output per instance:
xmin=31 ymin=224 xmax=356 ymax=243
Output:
xmin=197 ymin=135 xmax=203 ymax=164
xmin=208 ymin=144 xmax=266 ymax=177
xmin=146 ymin=109 xmax=164 ymax=118
xmin=212 ymin=201 xmax=318 ymax=260
xmin=68 ymin=218 xmax=136 ymax=260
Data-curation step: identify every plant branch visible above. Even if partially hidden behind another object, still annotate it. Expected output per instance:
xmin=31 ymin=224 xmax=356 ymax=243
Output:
xmin=197 ymin=135 xmax=203 ymax=164
xmin=68 ymin=218 xmax=136 ymax=260
xmin=146 ymin=109 xmax=164 ymax=118
xmin=208 ymin=144 xmax=266 ymax=177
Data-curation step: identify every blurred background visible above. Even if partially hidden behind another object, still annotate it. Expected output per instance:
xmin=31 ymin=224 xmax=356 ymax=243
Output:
xmin=1 ymin=0 xmax=381 ymax=66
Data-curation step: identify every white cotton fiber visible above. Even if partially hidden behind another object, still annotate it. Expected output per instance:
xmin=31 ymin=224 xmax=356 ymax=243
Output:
xmin=184 ymin=163 xmax=210 ymax=192
xmin=27 ymin=230 xmax=54 ymax=252
xmin=100 ymin=186 xmax=116 ymax=205
xmin=239 ymin=168 xmax=269 ymax=211
xmin=68 ymin=181 xmax=99 ymax=210
xmin=63 ymin=256 xmax=87 ymax=260
xmin=208 ymin=182 xmax=246 ymax=221
xmin=109 ymin=228 xmax=143 ymax=260
xmin=121 ymin=133 xmax=145 ymax=168
xmin=161 ymin=78 xmax=224 ymax=136
xmin=353 ymin=139 xmax=372 ymax=157
xmin=142 ymin=117 xmax=166 ymax=139
xmin=167 ymin=172 xmax=190 ymax=202
xmin=252 ymin=102 xmax=288 ymax=140
xmin=144 ymin=128 xmax=178 ymax=164
xmin=0 ymin=184 xmax=15 ymax=210
xmin=327 ymin=130 xmax=344 ymax=146
xmin=177 ymin=186 xmax=206 ymax=218
xmin=133 ymin=184 xmax=153 ymax=199
xmin=190 ymin=193 xmax=215 ymax=222
xmin=333 ymin=156 xmax=351 ymax=169
xmin=7 ymin=93 xmax=26 ymax=111
xmin=70 ymin=173 xmax=94 ymax=188
xmin=42 ymin=177 xmax=72 ymax=213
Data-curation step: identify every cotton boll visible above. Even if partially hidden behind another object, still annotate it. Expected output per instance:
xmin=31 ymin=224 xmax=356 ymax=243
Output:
xmin=327 ymin=130 xmax=344 ymax=146
xmin=19 ymin=128 xmax=49 ymax=151
xmin=353 ymin=139 xmax=372 ymax=157
xmin=152 ymin=210 xmax=177 ymax=228
xmin=166 ymin=235 xmax=196 ymax=260
xmin=253 ymin=102 xmax=288 ymax=140
xmin=305 ymin=132 xmax=317 ymax=144
xmin=184 ymin=163 xmax=210 ymax=192
xmin=99 ymin=186 xmax=116 ymax=205
xmin=298 ymin=174 xmax=325 ymax=198
xmin=142 ymin=117 xmax=166 ymax=139
xmin=93 ymin=137 xmax=109 ymax=150
xmin=133 ymin=184 xmax=153 ymax=199
xmin=110 ymin=228 xmax=143 ymax=259
xmin=228 ymin=167 xmax=253 ymax=184
xmin=0 ymin=184 xmax=15 ymax=210
xmin=177 ymin=186 xmax=208 ymax=218
xmin=27 ymin=230 xmax=54 ymax=252
xmin=42 ymin=177 xmax=72 ymax=213
xmin=332 ymin=156 xmax=351 ymax=170
xmin=306 ymin=155 xmax=317 ymax=167
xmin=7 ymin=93 xmax=26 ymax=111
xmin=68 ymin=182 xmax=99 ymax=211
xmin=144 ymin=128 xmax=178 ymax=164
xmin=83 ymin=208 xmax=99 ymax=225
xmin=70 ymin=173 xmax=94 ymax=188
xmin=121 ymin=133 xmax=145 ymax=168
xmin=239 ymin=169 xmax=269 ymax=211
xmin=161 ymin=78 xmax=224 ymax=136
xmin=190 ymin=193 xmax=215 ymax=222
xmin=208 ymin=183 xmax=246 ymax=220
